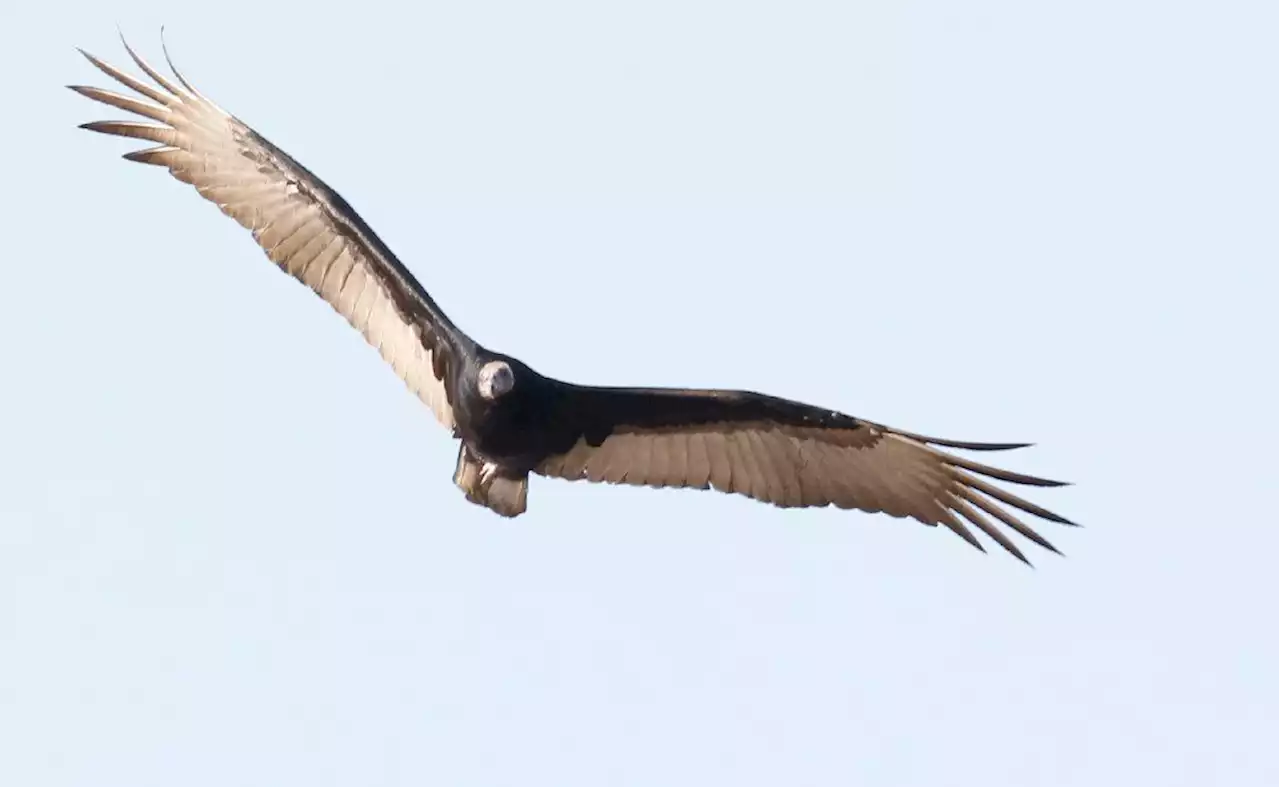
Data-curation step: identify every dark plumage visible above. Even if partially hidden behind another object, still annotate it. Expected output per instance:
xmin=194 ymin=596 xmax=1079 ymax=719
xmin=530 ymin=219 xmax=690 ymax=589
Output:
xmin=72 ymin=35 xmax=1076 ymax=564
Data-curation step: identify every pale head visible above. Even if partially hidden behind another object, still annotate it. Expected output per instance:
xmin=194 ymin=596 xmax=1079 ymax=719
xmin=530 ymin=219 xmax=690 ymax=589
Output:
xmin=477 ymin=360 xmax=515 ymax=400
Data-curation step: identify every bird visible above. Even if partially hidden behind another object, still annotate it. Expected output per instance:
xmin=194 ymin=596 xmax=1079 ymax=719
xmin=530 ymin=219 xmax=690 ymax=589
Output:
xmin=70 ymin=34 xmax=1076 ymax=565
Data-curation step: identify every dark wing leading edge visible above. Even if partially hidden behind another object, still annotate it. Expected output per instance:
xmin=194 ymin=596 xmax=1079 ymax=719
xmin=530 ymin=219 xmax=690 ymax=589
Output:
xmin=535 ymin=385 xmax=1074 ymax=564
xmin=70 ymin=37 xmax=463 ymax=431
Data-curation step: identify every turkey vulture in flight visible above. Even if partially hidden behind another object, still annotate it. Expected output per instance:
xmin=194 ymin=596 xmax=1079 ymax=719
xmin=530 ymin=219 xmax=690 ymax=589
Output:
xmin=71 ymin=36 xmax=1075 ymax=564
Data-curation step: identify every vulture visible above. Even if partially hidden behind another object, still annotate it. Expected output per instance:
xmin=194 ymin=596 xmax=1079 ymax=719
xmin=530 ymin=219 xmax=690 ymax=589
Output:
xmin=71 ymin=35 xmax=1076 ymax=564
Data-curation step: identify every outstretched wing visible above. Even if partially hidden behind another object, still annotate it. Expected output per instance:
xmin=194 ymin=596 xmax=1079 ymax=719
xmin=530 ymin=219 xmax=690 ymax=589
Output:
xmin=71 ymin=36 xmax=463 ymax=431
xmin=535 ymin=385 xmax=1074 ymax=564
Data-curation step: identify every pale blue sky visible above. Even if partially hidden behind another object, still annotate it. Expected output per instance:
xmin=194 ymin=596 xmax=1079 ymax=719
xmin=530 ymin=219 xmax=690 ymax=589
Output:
xmin=1 ymin=2 xmax=1275 ymax=785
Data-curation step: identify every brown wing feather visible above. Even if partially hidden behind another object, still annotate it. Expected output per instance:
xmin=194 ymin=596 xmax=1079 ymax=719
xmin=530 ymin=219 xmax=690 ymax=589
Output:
xmin=71 ymin=38 xmax=457 ymax=431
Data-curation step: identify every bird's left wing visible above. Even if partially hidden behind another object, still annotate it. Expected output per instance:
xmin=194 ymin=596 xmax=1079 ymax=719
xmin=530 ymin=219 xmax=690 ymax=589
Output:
xmin=70 ymin=37 xmax=460 ymax=431
xmin=533 ymin=385 xmax=1074 ymax=564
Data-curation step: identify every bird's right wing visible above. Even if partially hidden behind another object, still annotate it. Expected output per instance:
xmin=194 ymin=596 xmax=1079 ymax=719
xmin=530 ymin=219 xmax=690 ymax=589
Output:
xmin=71 ymin=37 xmax=459 ymax=431
xmin=534 ymin=385 xmax=1074 ymax=564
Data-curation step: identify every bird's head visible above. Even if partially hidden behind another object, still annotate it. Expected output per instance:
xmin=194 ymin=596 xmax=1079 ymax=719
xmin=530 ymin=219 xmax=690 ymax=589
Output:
xmin=477 ymin=359 xmax=515 ymax=401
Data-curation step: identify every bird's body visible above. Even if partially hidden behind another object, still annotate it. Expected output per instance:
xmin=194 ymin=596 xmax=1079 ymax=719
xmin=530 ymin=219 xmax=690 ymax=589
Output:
xmin=72 ymin=35 xmax=1076 ymax=564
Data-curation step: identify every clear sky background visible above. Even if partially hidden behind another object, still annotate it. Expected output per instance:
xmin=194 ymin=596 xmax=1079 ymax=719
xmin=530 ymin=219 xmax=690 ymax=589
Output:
xmin=1 ymin=2 xmax=1275 ymax=785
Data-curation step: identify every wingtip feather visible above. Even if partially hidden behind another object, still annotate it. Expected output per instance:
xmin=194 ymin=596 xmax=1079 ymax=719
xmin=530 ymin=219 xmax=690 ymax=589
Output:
xmin=158 ymin=26 xmax=204 ymax=99
xmin=117 ymin=30 xmax=186 ymax=99
xmin=888 ymin=426 xmax=1035 ymax=453
xmin=950 ymin=440 xmax=1035 ymax=452
xmin=938 ymin=509 xmax=987 ymax=555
